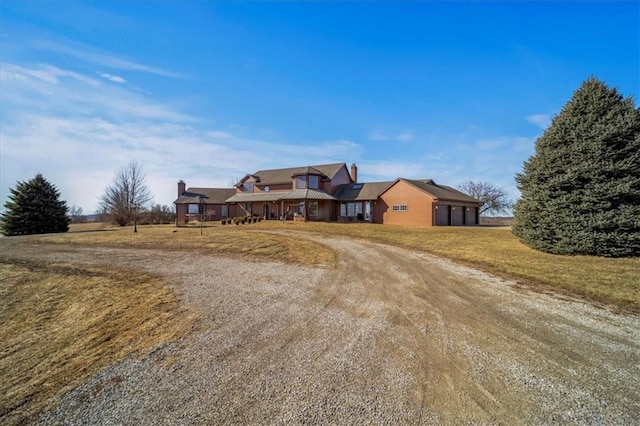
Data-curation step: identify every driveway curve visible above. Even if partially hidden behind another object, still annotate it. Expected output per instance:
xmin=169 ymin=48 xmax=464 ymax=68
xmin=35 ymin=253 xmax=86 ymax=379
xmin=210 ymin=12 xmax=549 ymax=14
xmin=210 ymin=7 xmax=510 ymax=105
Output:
xmin=7 ymin=233 xmax=638 ymax=424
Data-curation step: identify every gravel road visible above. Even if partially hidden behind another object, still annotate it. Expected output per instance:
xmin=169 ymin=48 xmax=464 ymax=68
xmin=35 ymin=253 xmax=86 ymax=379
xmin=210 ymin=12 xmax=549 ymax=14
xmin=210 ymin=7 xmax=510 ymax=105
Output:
xmin=6 ymin=233 xmax=639 ymax=424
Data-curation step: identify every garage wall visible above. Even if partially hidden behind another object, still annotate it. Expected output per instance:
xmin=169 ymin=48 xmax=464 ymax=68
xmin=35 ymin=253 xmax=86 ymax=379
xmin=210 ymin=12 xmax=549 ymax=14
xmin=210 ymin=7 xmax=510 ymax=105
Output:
xmin=379 ymin=180 xmax=435 ymax=226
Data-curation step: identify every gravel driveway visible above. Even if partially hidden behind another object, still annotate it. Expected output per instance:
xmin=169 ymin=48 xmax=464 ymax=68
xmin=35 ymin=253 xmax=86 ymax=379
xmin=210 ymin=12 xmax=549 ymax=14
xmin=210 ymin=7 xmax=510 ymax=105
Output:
xmin=7 ymin=233 xmax=639 ymax=424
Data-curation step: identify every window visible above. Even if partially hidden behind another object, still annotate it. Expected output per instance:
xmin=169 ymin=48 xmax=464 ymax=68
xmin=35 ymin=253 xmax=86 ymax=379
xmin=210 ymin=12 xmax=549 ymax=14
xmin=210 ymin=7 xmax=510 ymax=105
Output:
xmin=297 ymin=201 xmax=305 ymax=214
xmin=352 ymin=183 xmax=363 ymax=190
xmin=243 ymin=182 xmax=254 ymax=193
xmin=188 ymin=204 xmax=199 ymax=214
xmin=341 ymin=202 xmax=362 ymax=217
xmin=347 ymin=202 xmax=355 ymax=217
xmin=392 ymin=204 xmax=408 ymax=212
xmin=221 ymin=205 xmax=228 ymax=217
xmin=308 ymin=201 xmax=318 ymax=216
xmin=296 ymin=176 xmax=307 ymax=189
xmin=309 ymin=175 xmax=319 ymax=189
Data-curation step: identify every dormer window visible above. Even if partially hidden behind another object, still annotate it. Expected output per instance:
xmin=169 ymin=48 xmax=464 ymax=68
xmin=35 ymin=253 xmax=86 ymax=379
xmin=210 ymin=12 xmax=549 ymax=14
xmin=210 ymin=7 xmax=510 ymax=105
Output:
xmin=309 ymin=175 xmax=319 ymax=189
xmin=296 ymin=176 xmax=307 ymax=189
xmin=243 ymin=182 xmax=254 ymax=193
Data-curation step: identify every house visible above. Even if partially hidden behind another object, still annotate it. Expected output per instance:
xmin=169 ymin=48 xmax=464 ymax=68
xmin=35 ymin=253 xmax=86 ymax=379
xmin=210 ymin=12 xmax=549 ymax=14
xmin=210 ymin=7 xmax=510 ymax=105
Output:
xmin=174 ymin=162 xmax=482 ymax=226
xmin=174 ymin=182 xmax=239 ymax=225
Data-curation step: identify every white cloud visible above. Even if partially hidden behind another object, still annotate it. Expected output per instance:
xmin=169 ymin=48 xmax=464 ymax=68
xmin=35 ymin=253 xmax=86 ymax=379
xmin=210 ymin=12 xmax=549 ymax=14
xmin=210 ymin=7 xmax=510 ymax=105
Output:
xmin=32 ymin=39 xmax=181 ymax=78
xmin=525 ymin=113 xmax=551 ymax=129
xmin=0 ymin=61 xmax=365 ymax=213
xmin=99 ymin=72 xmax=126 ymax=83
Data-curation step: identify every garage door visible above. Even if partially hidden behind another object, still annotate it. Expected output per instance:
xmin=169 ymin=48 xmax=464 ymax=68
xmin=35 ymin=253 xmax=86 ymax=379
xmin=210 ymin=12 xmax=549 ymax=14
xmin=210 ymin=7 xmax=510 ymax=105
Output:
xmin=452 ymin=206 xmax=464 ymax=226
xmin=466 ymin=207 xmax=477 ymax=225
xmin=435 ymin=205 xmax=450 ymax=225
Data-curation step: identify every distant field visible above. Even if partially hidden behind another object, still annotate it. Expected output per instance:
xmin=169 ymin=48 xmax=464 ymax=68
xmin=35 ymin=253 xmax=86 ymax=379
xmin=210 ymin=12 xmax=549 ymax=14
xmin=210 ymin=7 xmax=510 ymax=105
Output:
xmin=34 ymin=221 xmax=640 ymax=311
xmin=479 ymin=216 xmax=514 ymax=226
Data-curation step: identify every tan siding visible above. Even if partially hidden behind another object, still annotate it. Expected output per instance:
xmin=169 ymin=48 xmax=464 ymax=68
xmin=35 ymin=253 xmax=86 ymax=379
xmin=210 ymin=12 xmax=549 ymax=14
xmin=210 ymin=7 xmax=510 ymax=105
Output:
xmin=379 ymin=180 xmax=435 ymax=226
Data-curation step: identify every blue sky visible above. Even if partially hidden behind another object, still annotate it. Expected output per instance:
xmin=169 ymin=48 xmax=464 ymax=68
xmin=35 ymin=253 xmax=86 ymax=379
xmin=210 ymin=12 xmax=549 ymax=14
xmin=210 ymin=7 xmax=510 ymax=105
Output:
xmin=1 ymin=1 xmax=638 ymax=214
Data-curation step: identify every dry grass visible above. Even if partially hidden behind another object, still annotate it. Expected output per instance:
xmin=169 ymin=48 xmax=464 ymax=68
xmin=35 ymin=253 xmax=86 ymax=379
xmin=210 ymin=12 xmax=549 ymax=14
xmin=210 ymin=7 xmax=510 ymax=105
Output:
xmin=45 ymin=224 xmax=335 ymax=266
xmin=29 ymin=222 xmax=640 ymax=310
xmin=0 ymin=260 xmax=194 ymax=424
xmin=0 ymin=220 xmax=636 ymax=422
xmin=253 ymin=222 xmax=640 ymax=312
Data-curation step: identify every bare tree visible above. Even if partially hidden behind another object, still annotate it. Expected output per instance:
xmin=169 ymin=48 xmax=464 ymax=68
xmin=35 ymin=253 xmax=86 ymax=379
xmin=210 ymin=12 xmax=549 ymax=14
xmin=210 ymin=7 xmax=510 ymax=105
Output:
xmin=68 ymin=205 xmax=86 ymax=223
xmin=228 ymin=177 xmax=241 ymax=188
xmin=98 ymin=161 xmax=153 ymax=226
xmin=458 ymin=181 xmax=512 ymax=216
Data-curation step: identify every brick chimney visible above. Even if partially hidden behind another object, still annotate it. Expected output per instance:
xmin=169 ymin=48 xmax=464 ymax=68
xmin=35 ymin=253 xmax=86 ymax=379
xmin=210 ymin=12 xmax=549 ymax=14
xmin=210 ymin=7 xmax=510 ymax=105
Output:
xmin=178 ymin=180 xmax=186 ymax=196
xmin=350 ymin=163 xmax=358 ymax=183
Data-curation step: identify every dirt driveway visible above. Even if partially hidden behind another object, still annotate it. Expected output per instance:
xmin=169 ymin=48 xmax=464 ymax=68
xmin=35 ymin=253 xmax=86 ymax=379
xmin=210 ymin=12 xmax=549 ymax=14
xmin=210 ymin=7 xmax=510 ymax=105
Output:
xmin=6 ymin=233 xmax=639 ymax=424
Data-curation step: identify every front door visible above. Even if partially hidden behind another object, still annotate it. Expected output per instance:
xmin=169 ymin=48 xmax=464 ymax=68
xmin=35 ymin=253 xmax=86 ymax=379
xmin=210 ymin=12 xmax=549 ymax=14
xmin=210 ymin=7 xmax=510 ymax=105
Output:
xmin=263 ymin=203 xmax=270 ymax=219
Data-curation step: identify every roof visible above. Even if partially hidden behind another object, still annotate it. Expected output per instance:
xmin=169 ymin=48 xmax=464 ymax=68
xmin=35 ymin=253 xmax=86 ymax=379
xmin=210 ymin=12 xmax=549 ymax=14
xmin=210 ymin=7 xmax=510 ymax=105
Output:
xmin=226 ymin=189 xmax=335 ymax=203
xmin=174 ymin=188 xmax=237 ymax=205
xmin=225 ymin=192 xmax=285 ymax=203
xmin=400 ymin=179 xmax=481 ymax=203
xmin=334 ymin=181 xmax=393 ymax=201
xmin=279 ymin=189 xmax=336 ymax=200
xmin=240 ymin=163 xmax=348 ymax=186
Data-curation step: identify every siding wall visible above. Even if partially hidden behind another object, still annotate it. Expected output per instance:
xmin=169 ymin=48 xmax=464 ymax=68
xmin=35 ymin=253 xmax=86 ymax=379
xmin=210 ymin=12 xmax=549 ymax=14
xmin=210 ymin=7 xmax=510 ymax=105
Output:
xmin=378 ymin=180 xmax=435 ymax=226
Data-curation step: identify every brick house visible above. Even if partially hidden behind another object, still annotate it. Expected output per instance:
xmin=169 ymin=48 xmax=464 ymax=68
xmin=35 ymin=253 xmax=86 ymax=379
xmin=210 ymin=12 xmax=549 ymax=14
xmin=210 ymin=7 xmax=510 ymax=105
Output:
xmin=174 ymin=162 xmax=482 ymax=226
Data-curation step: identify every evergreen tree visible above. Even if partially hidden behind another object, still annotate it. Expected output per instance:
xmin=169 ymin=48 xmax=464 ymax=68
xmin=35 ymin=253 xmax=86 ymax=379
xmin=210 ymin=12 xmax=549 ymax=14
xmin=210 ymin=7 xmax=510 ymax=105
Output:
xmin=513 ymin=77 xmax=640 ymax=257
xmin=1 ymin=174 xmax=69 ymax=236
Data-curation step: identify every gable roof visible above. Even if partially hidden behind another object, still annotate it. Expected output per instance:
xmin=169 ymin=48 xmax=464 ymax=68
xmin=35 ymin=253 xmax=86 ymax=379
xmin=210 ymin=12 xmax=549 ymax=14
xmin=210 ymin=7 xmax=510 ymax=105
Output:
xmin=174 ymin=188 xmax=237 ymax=205
xmin=385 ymin=179 xmax=481 ymax=204
xmin=334 ymin=181 xmax=393 ymax=201
xmin=238 ymin=163 xmax=349 ymax=186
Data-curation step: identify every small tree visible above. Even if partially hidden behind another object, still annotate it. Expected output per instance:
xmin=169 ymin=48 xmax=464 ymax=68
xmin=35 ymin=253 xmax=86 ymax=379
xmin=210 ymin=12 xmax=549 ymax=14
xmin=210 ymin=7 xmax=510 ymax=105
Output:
xmin=513 ymin=77 xmax=640 ymax=257
xmin=69 ymin=205 xmax=86 ymax=223
xmin=98 ymin=161 xmax=153 ymax=226
xmin=1 ymin=174 xmax=69 ymax=236
xmin=458 ymin=181 xmax=512 ymax=216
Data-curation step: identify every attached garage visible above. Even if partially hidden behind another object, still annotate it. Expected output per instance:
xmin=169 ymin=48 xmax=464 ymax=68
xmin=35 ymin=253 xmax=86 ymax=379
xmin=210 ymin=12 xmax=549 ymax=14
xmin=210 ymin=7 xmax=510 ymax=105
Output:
xmin=376 ymin=178 xmax=482 ymax=227
xmin=435 ymin=205 xmax=450 ymax=226
xmin=452 ymin=206 xmax=464 ymax=226
xmin=466 ymin=207 xmax=478 ymax=225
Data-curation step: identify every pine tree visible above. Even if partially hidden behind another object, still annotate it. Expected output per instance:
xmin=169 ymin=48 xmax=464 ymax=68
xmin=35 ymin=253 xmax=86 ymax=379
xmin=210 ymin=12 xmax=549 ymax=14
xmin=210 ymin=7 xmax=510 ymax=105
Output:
xmin=513 ymin=77 xmax=640 ymax=257
xmin=1 ymin=174 xmax=70 ymax=236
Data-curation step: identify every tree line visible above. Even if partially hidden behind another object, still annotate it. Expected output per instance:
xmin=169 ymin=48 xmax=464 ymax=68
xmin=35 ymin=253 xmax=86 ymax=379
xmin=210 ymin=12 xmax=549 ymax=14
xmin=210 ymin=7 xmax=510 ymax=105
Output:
xmin=1 ymin=161 xmax=174 ymax=236
xmin=2 ymin=77 xmax=638 ymax=257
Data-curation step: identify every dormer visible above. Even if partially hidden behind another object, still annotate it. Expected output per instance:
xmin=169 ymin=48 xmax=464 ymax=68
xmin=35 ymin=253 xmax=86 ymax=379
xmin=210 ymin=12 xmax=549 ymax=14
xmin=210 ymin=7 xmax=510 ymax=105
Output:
xmin=235 ymin=174 xmax=260 ymax=193
xmin=291 ymin=167 xmax=327 ymax=190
